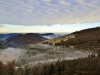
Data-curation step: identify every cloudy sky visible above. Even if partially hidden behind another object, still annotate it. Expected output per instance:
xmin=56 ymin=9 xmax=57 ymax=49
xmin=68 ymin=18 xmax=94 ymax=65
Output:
xmin=0 ymin=0 xmax=100 ymax=33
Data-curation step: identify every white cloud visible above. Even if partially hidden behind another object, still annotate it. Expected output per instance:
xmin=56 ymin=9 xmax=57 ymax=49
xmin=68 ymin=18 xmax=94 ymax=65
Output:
xmin=0 ymin=0 xmax=100 ymax=25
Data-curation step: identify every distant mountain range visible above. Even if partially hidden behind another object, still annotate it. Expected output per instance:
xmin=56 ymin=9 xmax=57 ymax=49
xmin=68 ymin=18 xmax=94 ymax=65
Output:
xmin=0 ymin=33 xmax=19 ymax=38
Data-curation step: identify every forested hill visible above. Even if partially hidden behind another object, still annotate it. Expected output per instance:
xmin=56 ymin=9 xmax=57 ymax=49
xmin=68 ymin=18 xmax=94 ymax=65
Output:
xmin=1 ymin=56 xmax=100 ymax=75
xmin=49 ymin=27 xmax=100 ymax=51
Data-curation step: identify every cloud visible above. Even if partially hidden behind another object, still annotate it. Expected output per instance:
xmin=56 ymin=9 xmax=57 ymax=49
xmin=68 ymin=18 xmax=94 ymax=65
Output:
xmin=0 ymin=0 xmax=100 ymax=25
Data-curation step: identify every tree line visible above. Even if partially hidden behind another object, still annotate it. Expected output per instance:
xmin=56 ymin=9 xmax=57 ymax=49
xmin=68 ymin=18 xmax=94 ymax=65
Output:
xmin=0 ymin=55 xmax=100 ymax=75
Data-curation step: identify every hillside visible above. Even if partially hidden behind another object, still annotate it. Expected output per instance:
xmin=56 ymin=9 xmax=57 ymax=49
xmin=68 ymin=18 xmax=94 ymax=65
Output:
xmin=43 ymin=27 xmax=100 ymax=51
xmin=4 ymin=33 xmax=47 ymax=47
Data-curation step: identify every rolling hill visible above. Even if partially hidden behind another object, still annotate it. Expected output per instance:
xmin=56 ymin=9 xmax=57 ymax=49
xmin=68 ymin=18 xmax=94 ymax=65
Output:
xmin=43 ymin=27 xmax=100 ymax=51
xmin=4 ymin=33 xmax=47 ymax=47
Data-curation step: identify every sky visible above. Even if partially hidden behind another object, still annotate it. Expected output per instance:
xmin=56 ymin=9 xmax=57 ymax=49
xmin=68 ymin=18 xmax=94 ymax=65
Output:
xmin=0 ymin=0 xmax=100 ymax=33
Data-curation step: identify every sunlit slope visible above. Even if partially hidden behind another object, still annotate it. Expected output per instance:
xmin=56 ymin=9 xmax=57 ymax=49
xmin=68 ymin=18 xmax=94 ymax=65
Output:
xmin=42 ymin=34 xmax=75 ymax=45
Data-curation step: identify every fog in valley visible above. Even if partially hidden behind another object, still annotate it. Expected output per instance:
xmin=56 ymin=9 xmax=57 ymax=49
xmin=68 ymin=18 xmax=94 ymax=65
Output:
xmin=0 ymin=44 xmax=93 ymax=66
xmin=0 ymin=48 xmax=25 ymax=64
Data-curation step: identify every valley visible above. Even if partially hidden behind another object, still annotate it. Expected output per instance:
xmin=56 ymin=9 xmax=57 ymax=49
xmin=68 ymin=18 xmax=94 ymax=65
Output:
xmin=0 ymin=44 xmax=92 ymax=66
